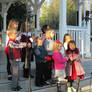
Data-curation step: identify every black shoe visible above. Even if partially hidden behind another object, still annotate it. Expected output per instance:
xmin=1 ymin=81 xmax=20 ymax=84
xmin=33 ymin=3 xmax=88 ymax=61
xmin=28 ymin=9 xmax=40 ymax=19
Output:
xmin=31 ymin=74 xmax=34 ymax=78
xmin=17 ymin=85 xmax=22 ymax=89
xmin=8 ymin=76 xmax=12 ymax=80
xmin=23 ymin=75 xmax=29 ymax=78
xmin=11 ymin=87 xmax=20 ymax=91
xmin=36 ymin=84 xmax=43 ymax=87
xmin=41 ymin=81 xmax=49 ymax=86
xmin=23 ymin=74 xmax=34 ymax=78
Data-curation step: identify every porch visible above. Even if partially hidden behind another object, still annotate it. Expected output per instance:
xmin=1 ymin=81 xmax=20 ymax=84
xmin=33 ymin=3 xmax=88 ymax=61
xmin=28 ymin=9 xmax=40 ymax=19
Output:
xmin=0 ymin=50 xmax=92 ymax=92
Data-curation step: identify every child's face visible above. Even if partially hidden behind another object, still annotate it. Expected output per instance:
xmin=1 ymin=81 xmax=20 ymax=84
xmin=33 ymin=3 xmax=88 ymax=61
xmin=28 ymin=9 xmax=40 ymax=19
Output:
xmin=65 ymin=35 xmax=72 ymax=43
xmin=11 ymin=31 xmax=18 ymax=39
xmin=50 ymin=31 xmax=54 ymax=38
xmin=69 ymin=43 xmax=76 ymax=50
xmin=13 ymin=22 xmax=18 ymax=29
xmin=28 ymin=43 xmax=32 ymax=48
xmin=58 ymin=44 xmax=62 ymax=51
xmin=37 ymin=39 xmax=43 ymax=46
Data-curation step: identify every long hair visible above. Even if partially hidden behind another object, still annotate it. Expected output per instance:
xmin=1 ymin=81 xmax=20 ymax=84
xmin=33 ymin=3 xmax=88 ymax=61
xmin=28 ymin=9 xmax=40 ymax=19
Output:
xmin=8 ymin=19 xmax=19 ymax=30
xmin=45 ymin=29 xmax=54 ymax=39
xmin=67 ymin=40 xmax=78 ymax=53
xmin=7 ymin=28 xmax=17 ymax=37
xmin=63 ymin=33 xmax=71 ymax=43
xmin=53 ymin=40 xmax=62 ymax=51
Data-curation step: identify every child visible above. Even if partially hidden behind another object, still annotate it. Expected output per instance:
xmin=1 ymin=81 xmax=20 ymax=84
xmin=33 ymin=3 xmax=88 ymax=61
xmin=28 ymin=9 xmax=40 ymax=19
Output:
xmin=41 ymin=25 xmax=50 ymax=40
xmin=43 ymin=29 xmax=55 ymax=81
xmin=5 ymin=19 xmax=19 ymax=80
xmin=34 ymin=37 xmax=51 ymax=87
xmin=63 ymin=34 xmax=72 ymax=51
xmin=20 ymin=23 xmax=34 ymax=78
xmin=65 ymin=40 xmax=85 ymax=92
xmin=52 ymin=40 xmax=67 ymax=83
xmin=43 ymin=29 xmax=55 ymax=55
xmin=6 ymin=28 xmax=26 ymax=91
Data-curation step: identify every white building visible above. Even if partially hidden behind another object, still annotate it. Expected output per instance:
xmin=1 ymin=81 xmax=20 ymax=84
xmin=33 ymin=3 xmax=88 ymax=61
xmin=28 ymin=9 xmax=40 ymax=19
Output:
xmin=0 ymin=0 xmax=92 ymax=58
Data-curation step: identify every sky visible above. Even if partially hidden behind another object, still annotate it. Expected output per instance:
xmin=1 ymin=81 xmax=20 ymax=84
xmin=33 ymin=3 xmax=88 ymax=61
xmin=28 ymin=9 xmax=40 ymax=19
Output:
xmin=46 ymin=0 xmax=52 ymax=4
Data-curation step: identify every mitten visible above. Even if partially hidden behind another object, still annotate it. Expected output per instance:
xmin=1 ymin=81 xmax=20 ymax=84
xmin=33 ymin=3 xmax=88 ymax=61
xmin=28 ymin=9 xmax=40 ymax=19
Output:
xmin=45 ymin=56 xmax=52 ymax=61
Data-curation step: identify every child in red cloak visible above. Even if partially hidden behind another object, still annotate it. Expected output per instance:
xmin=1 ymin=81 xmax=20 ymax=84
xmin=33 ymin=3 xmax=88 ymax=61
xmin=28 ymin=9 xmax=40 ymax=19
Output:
xmin=65 ymin=40 xmax=85 ymax=92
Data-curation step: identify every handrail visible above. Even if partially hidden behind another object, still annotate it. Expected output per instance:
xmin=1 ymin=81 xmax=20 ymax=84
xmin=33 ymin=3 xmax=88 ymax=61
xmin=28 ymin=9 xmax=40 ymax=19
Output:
xmin=67 ymin=25 xmax=87 ymax=31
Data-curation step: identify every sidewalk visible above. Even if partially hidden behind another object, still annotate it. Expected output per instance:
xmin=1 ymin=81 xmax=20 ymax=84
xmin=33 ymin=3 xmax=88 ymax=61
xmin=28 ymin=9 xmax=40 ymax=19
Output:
xmin=0 ymin=51 xmax=92 ymax=92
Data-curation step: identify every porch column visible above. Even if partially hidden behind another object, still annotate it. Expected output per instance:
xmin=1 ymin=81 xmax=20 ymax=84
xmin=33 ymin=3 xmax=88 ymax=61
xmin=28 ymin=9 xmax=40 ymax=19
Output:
xmin=84 ymin=1 xmax=91 ymax=57
xmin=2 ymin=3 xmax=11 ymax=32
xmin=59 ymin=0 xmax=67 ymax=42
xmin=36 ymin=9 xmax=40 ymax=30
xmin=78 ymin=0 xmax=82 ymax=26
xmin=2 ymin=3 xmax=7 ymax=32
xmin=30 ymin=0 xmax=45 ymax=30
xmin=3 ymin=12 xmax=7 ymax=32
xmin=1 ymin=3 xmax=11 ymax=48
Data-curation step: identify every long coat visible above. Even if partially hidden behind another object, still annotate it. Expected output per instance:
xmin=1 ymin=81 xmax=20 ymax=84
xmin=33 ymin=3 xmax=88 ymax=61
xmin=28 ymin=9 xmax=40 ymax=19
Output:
xmin=20 ymin=34 xmax=33 ymax=62
xmin=65 ymin=48 xmax=85 ymax=80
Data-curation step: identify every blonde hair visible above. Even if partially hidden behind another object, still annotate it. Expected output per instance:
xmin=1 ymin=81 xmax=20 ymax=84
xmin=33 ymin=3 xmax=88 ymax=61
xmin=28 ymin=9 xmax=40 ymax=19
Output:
xmin=53 ymin=41 xmax=62 ymax=51
xmin=45 ymin=29 xmax=54 ymax=39
xmin=8 ymin=20 xmax=18 ymax=30
xmin=7 ymin=28 xmax=17 ymax=37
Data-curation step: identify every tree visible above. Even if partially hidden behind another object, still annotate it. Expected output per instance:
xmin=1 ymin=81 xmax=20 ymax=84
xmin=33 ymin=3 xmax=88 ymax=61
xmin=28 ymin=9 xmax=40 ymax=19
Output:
xmin=29 ymin=0 xmax=45 ymax=30
xmin=40 ymin=0 xmax=77 ymax=29
xmin=40 ymin=0 xmax=59 ymax=29
xmin=0 ymin=15 xmax=3 ymax=31
xmin=7 ymin=1 xmax=27 ymax=23
xmin=67 ymin=0 xmax=76 ymax=25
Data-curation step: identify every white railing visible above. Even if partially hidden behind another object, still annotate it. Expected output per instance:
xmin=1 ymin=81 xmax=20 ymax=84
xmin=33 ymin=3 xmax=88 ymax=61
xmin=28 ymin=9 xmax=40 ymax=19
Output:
xmin=67 ymin=26 xmax=88 ymax=58
xmin=0 ymin=26 xmax=89 ymax=58
xmin=0 ymin=32 xmax=3 ymax=50
xmin=31 ymin=30 xmax=59 ymax=41
xmin=31 ymin=26 xmax=88 ymax=57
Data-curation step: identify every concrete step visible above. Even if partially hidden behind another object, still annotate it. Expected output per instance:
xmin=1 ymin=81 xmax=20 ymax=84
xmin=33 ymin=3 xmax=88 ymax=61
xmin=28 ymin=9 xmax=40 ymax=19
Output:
xmin=0 ymin=78 xmax=91 ymax=92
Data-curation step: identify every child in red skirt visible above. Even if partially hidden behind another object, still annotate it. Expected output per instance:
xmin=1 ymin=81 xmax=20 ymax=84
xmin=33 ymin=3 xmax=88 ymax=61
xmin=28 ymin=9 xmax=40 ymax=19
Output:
xmin=65 ymin=40 xmax=85 ymax=92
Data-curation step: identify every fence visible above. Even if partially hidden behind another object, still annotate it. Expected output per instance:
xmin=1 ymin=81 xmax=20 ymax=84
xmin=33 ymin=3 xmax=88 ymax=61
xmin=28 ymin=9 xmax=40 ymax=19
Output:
xmin=67 ymin=26 xmax=88 ymax=58
xmin=0 ymin=25 xmax=90 ymax=58
xmin=31 ymin=26 xmax=88 ymax=58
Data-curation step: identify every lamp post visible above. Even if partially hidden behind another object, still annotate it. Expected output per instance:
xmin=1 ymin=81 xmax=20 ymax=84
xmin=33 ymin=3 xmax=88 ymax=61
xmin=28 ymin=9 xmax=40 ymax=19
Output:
xmin=24 ymin=0 xmax=32 ymax=92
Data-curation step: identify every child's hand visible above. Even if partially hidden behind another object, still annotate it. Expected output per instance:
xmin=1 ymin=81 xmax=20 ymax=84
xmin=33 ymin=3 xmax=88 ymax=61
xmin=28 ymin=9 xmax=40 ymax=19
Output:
xmin=70 ymin=56 xmax=73 ymax=61
xmin=64 ymin=57 xmax=68 ymax=61
xmin=32 ymin=37 xmax=36 ymax=40
xmin=23 ymin=43 xmax=27 ymax=47
xmin=72 ymin=57 xmax=76 ymax=61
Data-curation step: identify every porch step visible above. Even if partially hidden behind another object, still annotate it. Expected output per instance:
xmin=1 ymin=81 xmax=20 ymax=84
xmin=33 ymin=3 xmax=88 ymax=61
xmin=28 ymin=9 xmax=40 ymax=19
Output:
xmin=0 ymin=79 xmax=67 ymax=92
xmin=0 ymin=78 xmax=91 ymax=92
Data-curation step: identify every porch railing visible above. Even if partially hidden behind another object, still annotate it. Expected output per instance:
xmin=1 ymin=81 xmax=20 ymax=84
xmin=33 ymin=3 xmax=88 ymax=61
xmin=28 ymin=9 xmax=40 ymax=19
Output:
xmin=0 ymin=25 xmax=89 ymax=58
xmin=31 ymin=26 xmax=88 ymax=57
xmin=67 ymin=26 xmax=88 ymax=58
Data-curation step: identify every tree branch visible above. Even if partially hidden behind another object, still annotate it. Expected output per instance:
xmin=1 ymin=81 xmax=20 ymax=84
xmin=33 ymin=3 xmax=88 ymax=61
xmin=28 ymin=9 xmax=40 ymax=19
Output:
xmin=29 ymin=0 xmax=35 ymax=7
xmin=39 ymin=0 xmax=45 ymax=8
xmin=6 ymin=2 xmax=12 ymax=12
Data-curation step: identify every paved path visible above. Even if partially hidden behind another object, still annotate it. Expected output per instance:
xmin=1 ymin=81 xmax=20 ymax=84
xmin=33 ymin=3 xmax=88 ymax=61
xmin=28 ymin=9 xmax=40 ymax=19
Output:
xmin=0 ymin=51 xmax=92 ymax=92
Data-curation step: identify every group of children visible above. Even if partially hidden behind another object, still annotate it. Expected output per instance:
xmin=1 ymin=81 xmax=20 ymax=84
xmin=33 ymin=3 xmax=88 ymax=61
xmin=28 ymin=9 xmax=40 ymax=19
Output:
xmin=34 ymin=31 xmax=85 ymax=92
xmin=5 ymin=19 xmax=85 ymax=92
xmin=53 ymin=34 xmax=85 ymax=92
